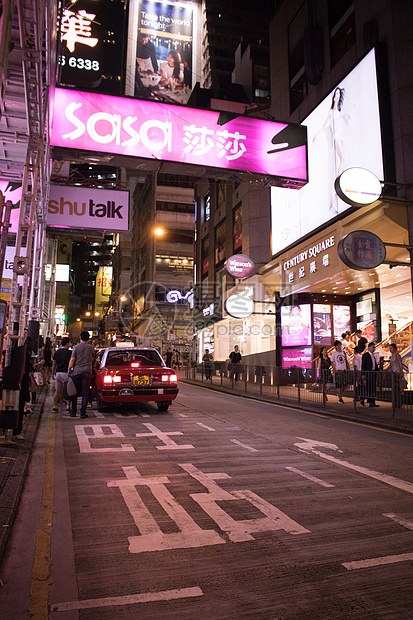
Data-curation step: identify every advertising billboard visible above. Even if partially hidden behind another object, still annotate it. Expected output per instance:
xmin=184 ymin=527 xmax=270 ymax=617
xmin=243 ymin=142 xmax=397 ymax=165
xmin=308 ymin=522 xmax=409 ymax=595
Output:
xmin=133 ymin=0 xmax=194 ymax=105
xmin=282 ymin=347 xmax=313 ymax=369
xmin=95 ymin=266 xmax=113 ymax=312
xmin=0 ymin=180 xmax=22 ymax=242
xmin=281 ymin=304 xmax=311 ymax=347
xmin=50 ymin=88 xmax=308 ymax=183
xmin=271 ymin=49 xmax=383 ymax=256
xmin=313 ymin=304 xmax=332 ymax=346
xmin=47 ymin=185 xmax=130 ymax=232
xmin=333 ymin=305 xmax=351 ymax=340
xmin=57 ymin=0 xmax=127 ymax=95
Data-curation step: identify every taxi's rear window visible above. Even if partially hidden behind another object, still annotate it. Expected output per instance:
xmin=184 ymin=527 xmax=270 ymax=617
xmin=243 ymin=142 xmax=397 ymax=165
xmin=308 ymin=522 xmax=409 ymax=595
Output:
xmin=105 ymin=350 xmax=163 ymax=367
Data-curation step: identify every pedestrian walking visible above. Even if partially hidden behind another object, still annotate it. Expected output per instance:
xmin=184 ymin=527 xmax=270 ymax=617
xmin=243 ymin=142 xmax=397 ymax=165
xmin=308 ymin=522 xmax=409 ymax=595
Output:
xmin=352 ymin=345 xmax=363 ymax=402
xmin=202 ymin=348 xmax=214 ymax=381
xmin=388 ymin=343 xmax=405 ymax=408
xmin=317 ymin=347 xmax=332 ymax=400
xmin=229 ymin=345 xmax=242 ymax=382
xmin=165 ymin=347 xmax=173 ymax=367
xmin=330 ymin=340 xmax=348 ymax=403
xmin=361 ymin=342 xmax=379 ymax=407
xmin=52 ymin=337 xmax=72 ymax=413
xmin=68 ymin=331 xmax=96 ymax=418
xmin=354 ymin=329 xmax=367 ymax=353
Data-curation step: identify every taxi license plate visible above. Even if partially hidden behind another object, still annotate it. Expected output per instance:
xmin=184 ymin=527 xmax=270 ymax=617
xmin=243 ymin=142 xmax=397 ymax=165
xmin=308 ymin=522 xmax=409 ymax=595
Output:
xmin=133 ymin=375 xmax=150 ymax=386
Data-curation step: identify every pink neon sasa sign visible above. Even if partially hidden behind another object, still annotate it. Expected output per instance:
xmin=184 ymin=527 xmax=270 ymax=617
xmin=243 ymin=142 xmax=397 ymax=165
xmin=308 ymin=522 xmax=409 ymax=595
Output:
xmin=50 ymin=88 xmax=308 ymax=182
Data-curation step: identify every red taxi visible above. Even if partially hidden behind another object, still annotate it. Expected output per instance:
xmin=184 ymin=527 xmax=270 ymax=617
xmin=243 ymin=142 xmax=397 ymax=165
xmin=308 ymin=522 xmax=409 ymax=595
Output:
xmin=95 ymin=347 xmax=178 ymax=412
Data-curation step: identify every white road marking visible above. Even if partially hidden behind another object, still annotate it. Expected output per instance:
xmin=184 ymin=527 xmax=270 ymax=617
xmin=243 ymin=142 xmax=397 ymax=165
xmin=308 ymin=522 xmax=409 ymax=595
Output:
xmin=50 ymin=587 xmax=204 ymax=611
xmin=181 ymin=462 xmax=310 ymax=542
xmin=343 ymin=553 xmax=413 ymax=571
xmin=75 ymin=425 xmax=135 ymax=453
xmin=295 ymin=437 xmax=413 ymax=495
xmin=108 ymin=466 xmax=225 ymax=552
xmin=178 ymin=413 xmax=187 ymax=417
xmin=93 ymin=411 xmax=105 ymax=418
xmin=383 ymin=513 xmax=413 ymax=530
xmin=136 ymin=422 xmax=194 ymax=450
xmin=197 ymin=422 xmax=216 ymax=431
xmin=140 ymin=413 xmax=151 ymax=417
xmin=230 ymin=439 xmax=258 ymax=452
xmin=285 ymin=466 xmax=335 ymax=488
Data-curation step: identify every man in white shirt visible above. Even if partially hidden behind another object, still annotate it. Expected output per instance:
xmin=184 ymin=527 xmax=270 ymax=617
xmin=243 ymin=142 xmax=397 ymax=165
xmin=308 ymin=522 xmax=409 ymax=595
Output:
xmin=330 ymin=340 xmax=348 ymax=403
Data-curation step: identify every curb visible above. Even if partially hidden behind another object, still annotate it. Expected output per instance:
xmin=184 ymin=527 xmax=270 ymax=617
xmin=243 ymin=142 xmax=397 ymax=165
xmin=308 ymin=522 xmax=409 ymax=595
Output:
xmin=0 ymin=389 xmax=47 ymax=565
xmin=180 ymin=378 xmax=413 ymax=436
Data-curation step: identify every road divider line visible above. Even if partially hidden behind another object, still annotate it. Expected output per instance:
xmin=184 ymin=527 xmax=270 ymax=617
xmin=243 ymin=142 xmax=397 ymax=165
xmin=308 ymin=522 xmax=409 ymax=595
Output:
xmin=50 ymin=586 xmax=204 ymax=612
xmin=230 ymin=439 xmax=258 ymax=452
xmin=197 ymin=422 xmax=216 ymax=431
xmin=285 ymin=466 xmax=335 ymax=487
xmin=343 ymin=553 xmax=413 ymax=571
xmin=383 ymin=513 xmax=413 ymax=530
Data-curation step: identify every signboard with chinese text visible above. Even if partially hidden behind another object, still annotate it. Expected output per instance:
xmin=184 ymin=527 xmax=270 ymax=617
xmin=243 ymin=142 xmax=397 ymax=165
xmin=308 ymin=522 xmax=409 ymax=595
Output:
xmin=281 ymin=304 xmax=311 ymax=347
xmin=282 ymin=347 xmax=312 ymax=369
xmin=337 ymin=230 xmax=386 ymax=270
xmin=57 ymin=0 xmax=127 ymax=95
xmin=95 ymin=266 xmax=113 ymax=311
xmin=271 ymin=49 xmax=383 ymax=256
xmin=47 ymin=185 xmax=130 ymax=232
xmin=133 ymin=0 xmax=194 ymax=105
xmin=50 ymin=88 xmax=308 ymax=183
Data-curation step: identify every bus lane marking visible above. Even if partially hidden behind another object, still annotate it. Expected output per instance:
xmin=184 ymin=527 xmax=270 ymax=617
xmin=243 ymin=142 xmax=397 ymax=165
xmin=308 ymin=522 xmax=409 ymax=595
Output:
xmin=50 ymin=587 xmax=204 ymax=612
xmin=383 ymin=513 xmax=413 ymax=530
xmin=230 ymin=439 xmax=258 ymax=452
xmin=285 ymin=466 xmax=335 ymax=488
xmin=294 ymin=437 xmax=413 ymax=495
xmin=75 ymin=424 xmax=135 ymax=453
xmin=343 ymin=553 xmax=413 ymax=571
xmin=107 ymin=462 xmax=310 ymax=553
xmin=136 ymin=422 xmax=194 ymax=450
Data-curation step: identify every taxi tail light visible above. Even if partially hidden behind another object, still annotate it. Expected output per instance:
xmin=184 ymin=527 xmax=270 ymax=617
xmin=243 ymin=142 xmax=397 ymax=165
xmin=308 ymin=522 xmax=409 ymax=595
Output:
xmin=161 ymin=374 xmax=178 ymax=382
xmin=131 ymin=362 xmax=140 ymax=368
xmin=103 ymin=374 xmax=121 ymax=384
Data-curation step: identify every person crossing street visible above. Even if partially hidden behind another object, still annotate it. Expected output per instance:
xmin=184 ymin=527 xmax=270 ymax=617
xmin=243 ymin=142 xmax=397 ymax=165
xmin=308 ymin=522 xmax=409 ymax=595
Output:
xmin=68 ymin=331 xmax=96 ymax=419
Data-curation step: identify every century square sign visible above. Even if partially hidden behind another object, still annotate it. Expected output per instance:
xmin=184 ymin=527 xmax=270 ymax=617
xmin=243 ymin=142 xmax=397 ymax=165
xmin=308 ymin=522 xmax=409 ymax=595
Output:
xmin=50 ymin=88 xmax=308 ymax=183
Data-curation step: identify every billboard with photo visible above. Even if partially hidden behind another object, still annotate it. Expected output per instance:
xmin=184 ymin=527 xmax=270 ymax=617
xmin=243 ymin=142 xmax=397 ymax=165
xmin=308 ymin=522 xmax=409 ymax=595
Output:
xmin=313 ymin=304 xmax=332 ymax=345
xmin=281 ymin=304 xmax=311 ymax=347
xmin=50 ymin=88 xmax=307 ymax=183
xmin=128 ymin=0 xmax=196 ymax=106
xmin=271 ymin=49 xmax=383 ymax=256
xmin=0 ymin=181 xmax=22 ymax=243
xmin=333 ymin=305 xmax=351 ymax=340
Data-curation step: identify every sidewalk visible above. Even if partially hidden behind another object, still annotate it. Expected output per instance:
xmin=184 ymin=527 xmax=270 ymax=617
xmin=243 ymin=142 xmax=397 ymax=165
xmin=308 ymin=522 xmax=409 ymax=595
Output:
xmin=0 ymin=387 xmax=47 ymax=563
xmin=180 ymin=371 xmax=413 ymax=435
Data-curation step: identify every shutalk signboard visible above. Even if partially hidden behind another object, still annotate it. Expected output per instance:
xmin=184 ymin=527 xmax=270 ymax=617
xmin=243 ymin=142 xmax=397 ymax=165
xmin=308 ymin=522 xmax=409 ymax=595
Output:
xmin=47 ymin=185 xmax=130 ymax=232
xmin=50 ymin=88 xmax=308 ymax=183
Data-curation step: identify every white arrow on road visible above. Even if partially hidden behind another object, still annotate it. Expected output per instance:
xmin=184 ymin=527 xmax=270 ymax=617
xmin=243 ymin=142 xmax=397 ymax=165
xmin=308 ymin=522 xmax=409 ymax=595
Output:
xmin=294 ymin=437 xmax=413 ymax=495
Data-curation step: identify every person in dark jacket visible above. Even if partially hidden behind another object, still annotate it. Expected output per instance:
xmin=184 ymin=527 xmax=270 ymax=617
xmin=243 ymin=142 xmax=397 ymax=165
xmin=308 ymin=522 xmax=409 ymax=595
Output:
xmin=361 ymin=342 xmax=379 ymax=407
xmin=229 ymin=345 xmax=242 ymax=382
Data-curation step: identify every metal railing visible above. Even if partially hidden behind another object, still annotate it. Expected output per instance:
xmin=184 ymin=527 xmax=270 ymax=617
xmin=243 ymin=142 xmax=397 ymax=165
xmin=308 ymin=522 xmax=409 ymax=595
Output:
xmin=183 ymin=364 xmax=413 ymax=421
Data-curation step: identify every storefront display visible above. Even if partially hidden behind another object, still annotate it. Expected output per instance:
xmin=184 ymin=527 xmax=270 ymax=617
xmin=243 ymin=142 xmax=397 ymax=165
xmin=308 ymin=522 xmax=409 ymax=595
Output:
xmin=281 ymin=304 xmax=311 ymax=347
xmin=282 ymin=347 xmax=312 ymax=369
xmin=313 ymin=304 xmax=332 ymax=345
xmin=333 ymin=305 xmax=351 ymax=340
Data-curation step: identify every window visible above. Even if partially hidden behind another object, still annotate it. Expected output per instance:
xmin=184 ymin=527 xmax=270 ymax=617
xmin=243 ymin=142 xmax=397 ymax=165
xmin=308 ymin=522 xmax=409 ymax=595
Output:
xmin=288 ymin=5 xmax=308 ymax=112
xmin=202 ymin=236 xmax=209 ymax=275
xmin=233 ymin=203 xmax=242 ymax=251
xmin=215 ymin=221 xmax=226 ymax=265
xmin=328 ymin=0 xmax=355 ymax=67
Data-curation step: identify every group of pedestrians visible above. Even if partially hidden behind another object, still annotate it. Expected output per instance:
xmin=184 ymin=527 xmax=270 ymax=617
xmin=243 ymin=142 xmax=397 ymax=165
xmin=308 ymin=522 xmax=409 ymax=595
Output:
xmin=317 ymin=331 xmax=405 ymax=406
xmin=52 ymin=331 xmax=96 ymax=418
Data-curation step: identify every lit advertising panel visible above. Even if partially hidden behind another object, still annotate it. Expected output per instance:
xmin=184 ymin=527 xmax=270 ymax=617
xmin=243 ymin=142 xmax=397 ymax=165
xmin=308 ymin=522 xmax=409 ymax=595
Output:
xmin=271 ymin=49 xmax=383 ymax=256
xmin=134 ymin=0 xmax=194 ymax=105
xmin=313 ymin=304 xmax=332 ymax=345
xmin=50 ymin=88 xmax=308 ymax=182
xmin=47 ymin=185 xmax=130 ymax=232
xmin=282 ymin=347 xmax=313 ymax=369
xmin=57 ymin=0 xmax=127 ymax=95
xmin=333 ymin=305 xmax=351 ymax=340
xmin=281 ymin=304 xmax=311 ymax=347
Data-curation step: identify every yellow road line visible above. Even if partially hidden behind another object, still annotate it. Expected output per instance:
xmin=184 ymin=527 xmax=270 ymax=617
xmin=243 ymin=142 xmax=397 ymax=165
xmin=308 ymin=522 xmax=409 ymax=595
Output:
xmin=28 ymin=413 xmax=56 ymax=618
